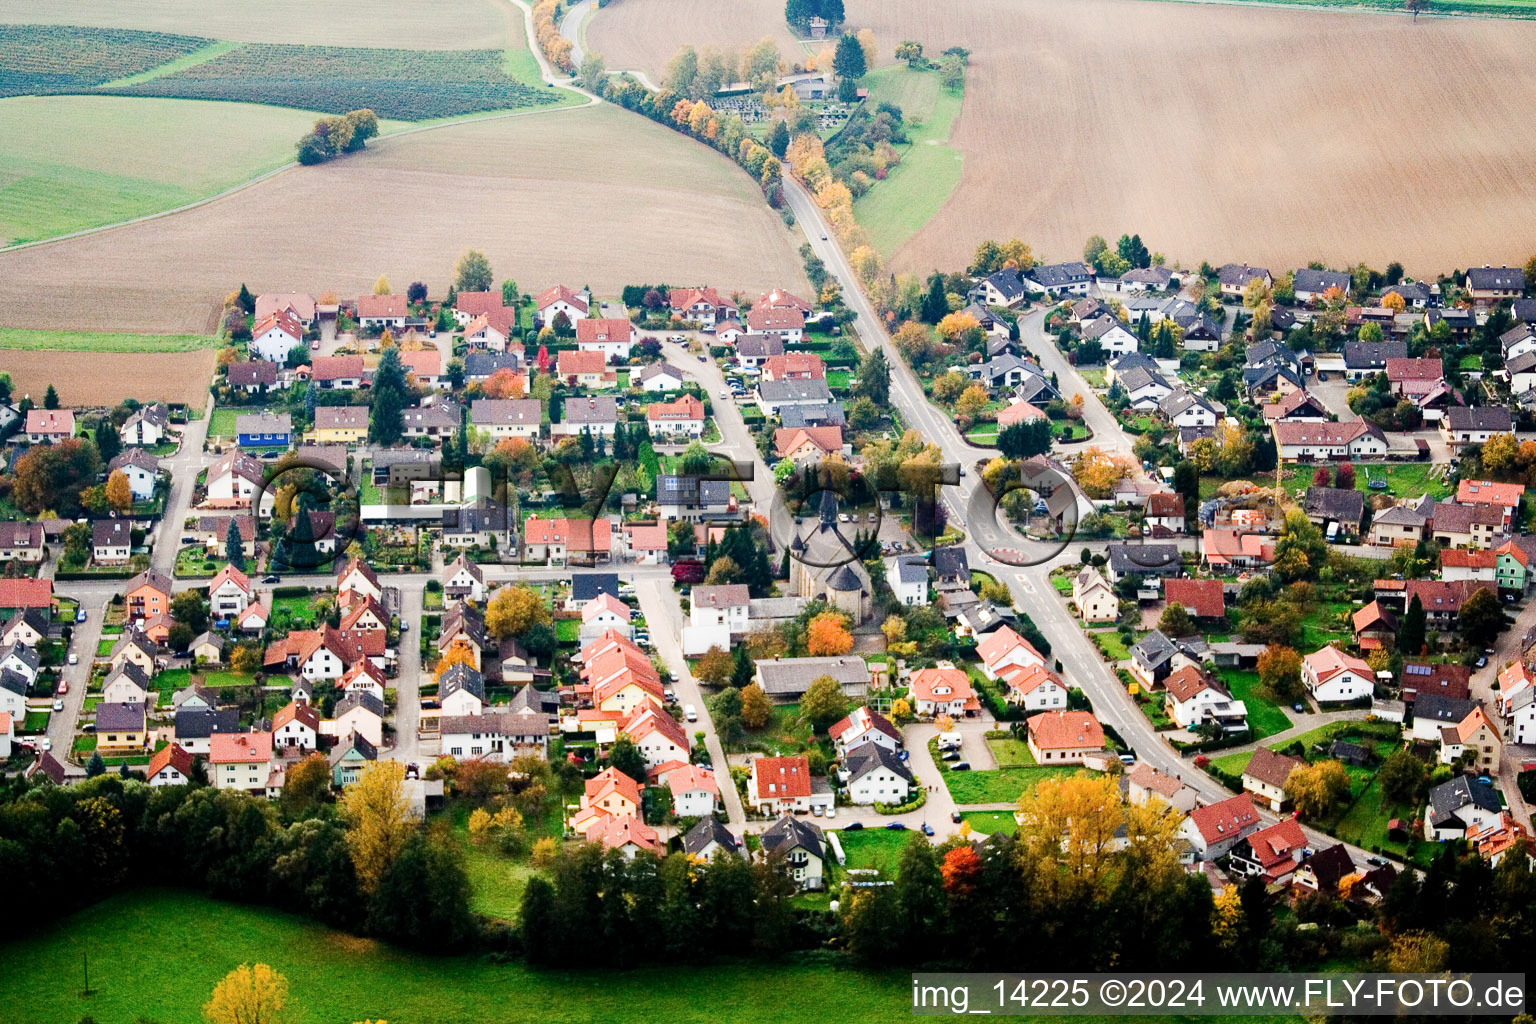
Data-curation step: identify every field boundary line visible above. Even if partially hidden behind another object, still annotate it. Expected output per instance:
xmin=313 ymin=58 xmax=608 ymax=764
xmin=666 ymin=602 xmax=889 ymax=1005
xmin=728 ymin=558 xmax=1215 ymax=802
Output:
xmin=0 ymin=93 xmax=597 ymax=258
xmin=1142 ymin=0 xmax=1522 ymax=18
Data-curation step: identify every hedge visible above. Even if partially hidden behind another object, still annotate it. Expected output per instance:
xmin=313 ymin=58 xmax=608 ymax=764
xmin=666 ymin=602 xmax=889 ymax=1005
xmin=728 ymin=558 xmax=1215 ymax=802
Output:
xmin=874 ymin=788 xmax=927 ymax=815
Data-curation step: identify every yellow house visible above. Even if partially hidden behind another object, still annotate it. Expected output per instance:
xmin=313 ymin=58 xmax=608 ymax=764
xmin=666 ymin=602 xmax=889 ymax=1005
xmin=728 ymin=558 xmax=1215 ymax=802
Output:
xmin=110 ymin=633 xmax=158 ymax=675
xmin=1071 ymin=567 xmax=1120 ymax=623
xmin=570 ymin=766 xmax=642 ymax=833
xmin=594 ymin=674 xmax=663 ymax=716
xmin=95 ymin=702 xmax=147 ymax=753
xmin=1442 ymin=707 xmax=1502 ymax=774
xmin=312 ymin=406 xmax=369 ymax=445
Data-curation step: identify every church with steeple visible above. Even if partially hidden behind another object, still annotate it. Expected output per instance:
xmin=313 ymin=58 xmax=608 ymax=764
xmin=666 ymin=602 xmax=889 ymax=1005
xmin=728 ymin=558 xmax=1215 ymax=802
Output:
xmin=789 ymin=487 xmax=873 ymax=625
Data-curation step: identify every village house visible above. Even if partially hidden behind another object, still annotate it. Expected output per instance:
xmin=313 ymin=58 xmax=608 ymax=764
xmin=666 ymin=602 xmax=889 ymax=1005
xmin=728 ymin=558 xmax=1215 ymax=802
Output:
xmin=1181 ymin=793 xmax=1262 ymax=860
xmin=1426 ymin=776 xmax=1502 ymax=842
xmin=646 ymin=393 xmax=707 ymax=438
xmin=1302 ymin=646 xmax=1375 ymax=703
xmin=1025 ymin=261 xmax=1094 ymax=296
xmin=1071 ymin=567 xmax=1119 ymax=623
xmin=520 ymin=516 xmax=613 ymax=565
xmin=761 ymin=353 xmax=825 ymax=382
xmin=145 ymin=743 xmax=195 ymax=787
xmin=622 ymin=705 xmax=691 ymax=769
xmin=209 ymin=732 xmax=273 ymax=792
xmin=208 ymin=564 xmax=254 ymax=619
xmin=1466 ymin=265 xmax=1525 ymax=307
xmin=1025 ymin=710 xmax=1105 ymax=764
xmin=95 ymin=702 xmax=147 ymax=754
xmin=1241 ymin=746 xmax=1305 ymax=812
xmin=251 ymin=310 xmax=304 ymax=363
xmin=401 ymin=400 xmax=461 ymax=441
xmin=309 ymin=355 xmax=367 ymax=390
xmin=272 ymin=701 xmax=320 ymax=751
xmin=760 ymin=815 xmax=826 ymax=889
xmin=440 ymin=713 xmax=549 ymax=762
xmin=909 ymin=666 xmax=979 ymax=718
xmin=1163 ymin=665 xmax=1248 ymax=733
xmin=842 ymin=741 xmax=915 ymax=806
xmin=634 ymin=363 xmax=686 ymax=392
xmin=1438 ymin=706 xmax=1501 ymax=773
xmin=471 ymin=398 xmax=542 ymax=439
xmin=829 ymin=706 xmax=901 ymax=758
xmin=554 ymin=396 xmax=619 ymax=437
xmin=536 ymin=284 xmax=589 ymax=327
xmin=1228 ymin=817 xmax=1309 ymax=883
xmin=1441 ymin=407 xmax=1515 ymax=452
xmin=120 ymin=403 xmax=171 ymax=446
xmin=1162 ymin=579 xmax=1226 ymax=623
xmin=1002 ymin=663 xmax=1069 ymax=712
xmin=312 ymin=406 xmax=368 ymax=445
xmin=442 ymin=554 xmax=486 ymax=603
xmin=0 ymin=522 xmax=45 ymax=564
xmin=1218 ymin=264 xmax=1272 ymax=300
xmin=1262 ymin=389 xmax=1329 ymax=424
xmin=92 ymin=520 xmax=132 ymax=565
xmin=205 ymin=451 xmax=266 ymax=511
xmin=669 ymin=286 xmax=736 ymax=326
xmin=748 ymin=754 xmax=833 ymax=815
xmin=1430 ymin=501 xmax=1505 ymax=551
xmin=887 ymin=554 xmax=930 ymax=608
xmin=354 ymin=293 xmax=409 ymax=330
xmin=657 ymin=763 xmax=720 ymax=818
xmin=108 ymin=449 xmax=160 ymax=501
xmin=1369 ymin=499 xmax=1431 ymax=548
xmin=1126 ymin=763 xmax=1198 ymax=812
xmin=101 ymin=663 xmax=151 ymax=704
xmin=576 ymin=318 xmax=635 ymax=361
xmin=1457 ymin=479 xmax=1523 ymax=530
xmin=1272 ymin=421 xmax=1388 ymax=462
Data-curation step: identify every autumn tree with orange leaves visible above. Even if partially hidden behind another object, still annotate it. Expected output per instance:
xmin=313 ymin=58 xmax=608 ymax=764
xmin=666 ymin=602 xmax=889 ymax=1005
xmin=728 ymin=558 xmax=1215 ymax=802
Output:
xmin=806 ymin=610 xmax=854 ymax=656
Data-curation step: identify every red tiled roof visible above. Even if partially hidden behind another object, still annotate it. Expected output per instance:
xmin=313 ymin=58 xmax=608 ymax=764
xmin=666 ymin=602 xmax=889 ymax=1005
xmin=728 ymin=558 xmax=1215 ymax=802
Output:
xmin=25 ymin=409 xmax=74 ymax=434
xmin=1163 ymin=665 xmax=1220 ymax=704
xmin=355 ymin=294 xmax=410 ymax=319
xmin=576 ymin=318 xmax=634 ymax=344
xmin=746 ymin=306 xmax=805 ymax=332
xmin=522 ymin=516 xmax=613 ymax=553
xmin=647 ymin=394 xmax=705 ymax=422
xmin=1242 ymin=747 xmax=1304 ymax=789
xmin=1457 ymin=479 xmax=1524 ymax=508
xmin=1163 ymin=579 xmax=1225 ymax=619
xmin=773 ymin=426 xmax=842 ymax=457
xmin=1386 ymin=357 xmax=1444 ymax=381
xmin=763 ymin=353 xmax=823 ymax=379
xmin=997 ymin=401 xmax=1047 ymax=427
xmin=1187 ymin=793 xmax=1259 ymax=844
xmin=272 ymin=701 xmax=320 ymax=732
xmin=210 ymin=732 xmax=272 ymax=764
xmin=753 ymin=755 xmax=813 ymax=800
xmin=587 ymin=813 xmax=662 ymax=854
xmin=537 ymin=284 xmax=588 ymax=313
xmin=208 ymin=564 xmax=251 ymax=596
xmin=909 ymin=667 xmax=976 ymax=708
xmin=1440 ymin=548 xmax=1497 ymax=569
xmin=1303 ymin=645 xmax=1372 ymax=684
xmin=253 ymin=310 xmax=303 ymax=342
xmin=1146 ymin=492 xmax=1185 ymax=517
xmin=454 ymin=291 xmax=503 ymax=317
xmin=1244 ymin=817 xmax=1307 ymax=875
xmin=757 ymin=288 xmax=810 ymax=311
xmin=310 ymin=355 xmax=365 ymax=381
xmin=584 ymin=766 xmax=641 ymax=808
xmin=0 ymin=578 xmax=53 ymax=610
xmin=1027 ymin=710 xmax=1104 ymax=750
xmin=146 ymin=743 xmax=194 ymax=779
xmin=398 ymin=347 xmax=442 ymax=378
xmin=1272 ymin=420 xmax=1381 ymax=447
xmin=557 ymin=349 xmax=607 ymax=375
xmin=977 ymin=625 xmax=1045 ymax=669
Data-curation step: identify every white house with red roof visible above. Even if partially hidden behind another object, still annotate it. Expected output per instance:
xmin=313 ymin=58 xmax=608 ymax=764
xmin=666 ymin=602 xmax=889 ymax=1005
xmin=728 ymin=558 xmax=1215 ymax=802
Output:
xmin=772 ymin=425 xmax=844 ymax=464
xmin=762 ymin=353 xmax=824 ymax=382
xmin=339 ymin=659 xmax=387 ymax=701
xmin=1180 ymin=793 xmax=1262 ymax=859
xmin=255 ymin=292 xmax=316 ymax=327
xmin=580 ymin=592 xmax=632 ymax=642
xmin=1002 ymin=663 xmax=1069 ymax=712
xmin=976 ymin=624 xmax=1047 ymax=681
xmin=263 ymin=628 xmax=348 ymax=680
xmin=908 ymin=666 xmax=979 ymax=717
xmin=619 ymin=521 xmax=669 ymax=565
xmin=1163 ymin=665 xmax=1248 ymax=732
xmin=355 ymin=293 xmax=409 ymax=330
xmin=209 ymin=732 xmax=274 ymax=792
xmin=536 ymin=284 xmax=589 ymax=327
xmin=669 ymin=286 xmax=736 ymax=327
xmin=556 ymin=349 xmax=617 ymax=389
xmin=647 ymin=393 xmax=707 ymax=438
xmin=451 ymin=290 xmax=506 ymax=324
xmin=1456 ymin=479 xmax=1524 ymax=529
xmin=205 ymin=451 xmax=267 ymax=511
xmin=462 ymin=310 xmax=515 ymax=353
xmin=576 ymin=318 xmax=635 ymax=361
xmin=588 ymin=814 xmax=663 ymax=858
xmin=829 ymin=706 xmax=902 ymax=757
xmin=749 ymin=754 xmax=832 ymax=815
xmin=657 ymin=762 xmax=720 ymax=817
xmin=25 ymin=409 xmax=75 ymax=443
xmin=571 ymin=766 xmax=642 ymax=834
xmin=251 ymin=309 xmax=304 ymax=363
xmin=1229 ymin=816 xmax=1309 ymax=882
xmin=272 ymin=701 xmax=320 ymax=751
xmin=745 ymin=305 xmax=805 ymax=343
xmin=145 ymin=743 xmax=195 ymax=787
xmin=520 ymin=516 xmax=614 ymax=564
xmin=336 ymin=558 xmax=383 ymax=606
xmin=1301 ymin=646 xmax=1375 ymax=703
xmin=208 ymin=564 xmax=254 ymax=618
xmin=622 ymin=704 xmax=691 ymax=769
xmin=1025 ymin=710 xmax=1105 ymax=764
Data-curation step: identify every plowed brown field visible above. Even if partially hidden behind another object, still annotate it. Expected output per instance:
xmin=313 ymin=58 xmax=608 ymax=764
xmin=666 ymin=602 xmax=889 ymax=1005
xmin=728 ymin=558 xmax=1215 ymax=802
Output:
xmin=592 ymin=0 xmax=1536 ymax=276
xmin=1 ymin=349 xmax=216 ymax=405
xmin=0 ymin=104 xmax=808 ymax=333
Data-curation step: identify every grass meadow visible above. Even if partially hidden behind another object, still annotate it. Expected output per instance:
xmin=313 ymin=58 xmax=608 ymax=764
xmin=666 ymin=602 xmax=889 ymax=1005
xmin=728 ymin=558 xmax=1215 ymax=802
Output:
xmin=851 ymin=65 xmax=963 ymax=258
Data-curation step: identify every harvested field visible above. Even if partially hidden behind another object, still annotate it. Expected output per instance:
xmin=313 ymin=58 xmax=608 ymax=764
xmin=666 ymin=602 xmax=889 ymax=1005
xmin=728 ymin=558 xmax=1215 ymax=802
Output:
xmin=0 ymin=349 xmax=216 ymax=405
xmin=594 ymin=0 xmax=1536 ymax=276
xmin=0 ymin=95 xmax=327 ymax=245
xmin=587 ymin=0 xmax=804 ymax=82
xmin=0 ymin=0 xmax=506 ymax=50
xmin=0 ymin=104 xmax=808 ymax=333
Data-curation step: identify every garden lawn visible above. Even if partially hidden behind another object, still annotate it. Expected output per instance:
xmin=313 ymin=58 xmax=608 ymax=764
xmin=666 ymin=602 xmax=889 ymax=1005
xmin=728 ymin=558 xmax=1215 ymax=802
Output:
xmin=206 ymin=407 xmax=239 ymax=438
xmin=961 ymin=810 xmax=1019 ymax=837
xmin=555 ymin=618 xmax=580 ymax=643
xmin=0 ymin=889 xmax=916 ymax=1024
xmin=1091 ymin=630 xmax=1132 ymax=661
xmin=965 ymin=422 xmax=998 ymax=446
xmin=852 ymin=66 xmax=964 ymax=257
xmin=198 ymin=670 xmax=255 ymax=687
xmin=1279 ymin=462 xmax=1452 ymax=501
xmin=942 ymin=765 xmax=1082 ymax=804
xmin=986 ymin=736 xmax=1036 ymax=768
xmin=836 ymin=827 xmax=917 ymax=874
xmin=0 ymin=327 xmax=217 ymax=352
xmin=1217 ymin=669 xmax=1292 ymax=740
xmin=1210 ymin=749 xmax=1254 ymax=776
xmin=95 ymin=638 xmax=115 ymax=657
xmin=270 ymin=594 xmax=318 ymax=629
xmin=1332 ymin=774 xmax=1418 ymax=859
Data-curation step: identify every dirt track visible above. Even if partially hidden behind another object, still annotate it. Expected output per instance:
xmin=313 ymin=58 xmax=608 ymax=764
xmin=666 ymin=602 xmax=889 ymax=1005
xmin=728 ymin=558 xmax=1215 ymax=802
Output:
xmin=0 ymin=105 xmax=808 ymax=333
xmin=593 ymin=0 xmax=1536 ymax=276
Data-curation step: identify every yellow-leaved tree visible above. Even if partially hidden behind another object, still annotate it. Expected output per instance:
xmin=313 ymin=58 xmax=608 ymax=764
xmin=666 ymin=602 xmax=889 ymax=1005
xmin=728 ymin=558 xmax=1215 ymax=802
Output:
xmin=484 ymin=584 xmax=552 ymax=640
xmin=203 ymin=964 xmax=291 ymax=1024
xmin=343 ymin=760 xmax=413 ymax=894
xmin=105 ymin=469 xmax=133 ymax=513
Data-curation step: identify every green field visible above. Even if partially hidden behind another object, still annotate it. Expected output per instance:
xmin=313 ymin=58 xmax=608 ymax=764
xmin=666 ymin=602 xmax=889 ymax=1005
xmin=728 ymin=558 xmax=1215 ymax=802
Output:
xmin=207 ymin=407 xmax=240 ymax=437
xmin=108 ymin=43 xmax=559 ymax=120
xmin=836 ymin=827 xmax=917 ymax=873
xmin=942 ymin=764 xmax=1084 ymax=804
xmin=851 ymin=65 xmax=964 ymax=257
xmin=0 ymin=326 xmax=218 ymax=351
xmin=0 ymin=890 xmax=913 ymax=1024
xmin=0 ymin=24 xmax=209 ymax=96
xmin=0 ymin=94 xmax=325 ymax=244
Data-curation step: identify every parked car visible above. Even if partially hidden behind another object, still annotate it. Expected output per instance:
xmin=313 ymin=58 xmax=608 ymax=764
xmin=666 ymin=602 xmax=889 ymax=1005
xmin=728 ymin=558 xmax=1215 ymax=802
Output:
xmin=262 ymin=574 xmax=281 ymax=584
xmin=921 ymin=823 xmax=935 ymax=836
xmin=75 ymin=609 xmax=87 ymax=623
xmin=941 ymin=750 xmax=960 ymax=761
xmin=52 ymin=699 xmax=64 ymax=712
xmin=1317 ymin=371 xmax=1329 ymax=381
xmin=56 ymin=681 xmax=68 ymax=695
xmin=68 ymin=653 xmax=78 ymax=665
xmin=950 ymin=810 xmax=962 ymax=823
xmin=951 ymin=762 xmax=971 ymax=771
xmin=824 ymin=806 xmax=835 ymax=819
xmin=843 ymin=821 xmax=864 ymax=831
xmin=685 ymin=704 xmax=697 ymax=722
xmin=884 ymin=822 xmax=906 ymax=830
xmin=1292 ymin=702 xmax=1306 ymax=713
xmin=664 ymin=689 xmax=677 ymax=704
xmin=38 ymin=738 xmax=51 ymax=751
xmin=812 ymin=805 xmax=823 ymax=817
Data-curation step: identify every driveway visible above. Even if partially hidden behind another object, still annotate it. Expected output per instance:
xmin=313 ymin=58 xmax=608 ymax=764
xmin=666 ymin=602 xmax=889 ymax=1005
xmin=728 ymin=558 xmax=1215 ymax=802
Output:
xmin=635 ymin=576 xmax=745 ymax=824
